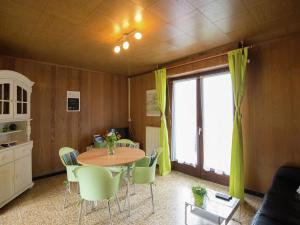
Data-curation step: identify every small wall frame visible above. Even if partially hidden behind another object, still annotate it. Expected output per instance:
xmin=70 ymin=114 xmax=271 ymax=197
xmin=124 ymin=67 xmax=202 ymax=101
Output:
xmin=67 ymin=91 xmax=80 ymax=112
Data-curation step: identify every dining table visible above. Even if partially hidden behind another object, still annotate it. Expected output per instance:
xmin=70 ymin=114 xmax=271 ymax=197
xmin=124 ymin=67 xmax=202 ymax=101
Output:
xmin=77 ymin=147 xmax=145 ymax=216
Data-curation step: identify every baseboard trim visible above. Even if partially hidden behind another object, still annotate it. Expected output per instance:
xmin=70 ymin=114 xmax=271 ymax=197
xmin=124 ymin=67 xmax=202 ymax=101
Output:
xmin=33 ymin=170 xmax=66 ymax=181
xmin=245 ymin=189 xmax=264 ymax=198
xmin=32 ymin=169 xmax=265 ymax=198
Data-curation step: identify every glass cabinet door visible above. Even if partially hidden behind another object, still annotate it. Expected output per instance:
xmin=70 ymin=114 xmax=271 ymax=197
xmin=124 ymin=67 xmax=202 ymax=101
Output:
xmin=15 ymin=83 xmax=29 ymax=119
xmin=0 ymin=80 xmax=13 ymax=119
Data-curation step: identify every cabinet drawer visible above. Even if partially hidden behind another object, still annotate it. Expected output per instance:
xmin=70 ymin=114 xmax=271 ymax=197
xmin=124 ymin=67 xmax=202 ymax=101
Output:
xmin=14 ymin=145 xmax=32 ymax=160
xmin=0 ymin=150 xmax=13 ymax=166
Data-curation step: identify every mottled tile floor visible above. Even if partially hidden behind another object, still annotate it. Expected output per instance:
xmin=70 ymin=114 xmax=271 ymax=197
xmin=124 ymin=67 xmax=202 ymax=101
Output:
xmin=0 ymin=171 xmax=261 ymax=225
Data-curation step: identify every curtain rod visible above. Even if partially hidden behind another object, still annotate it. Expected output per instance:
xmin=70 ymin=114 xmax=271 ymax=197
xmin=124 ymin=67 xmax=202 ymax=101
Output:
xmin=166 ymin=44 xmax=254 ymax=70
xmin=129 ymin=44 xmax=254 ymax=78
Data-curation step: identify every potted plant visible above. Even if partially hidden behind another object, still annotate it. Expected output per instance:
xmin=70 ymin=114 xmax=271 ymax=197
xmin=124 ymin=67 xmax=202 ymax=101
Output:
xmin=192 ymin=185 xmax=207 ymax=207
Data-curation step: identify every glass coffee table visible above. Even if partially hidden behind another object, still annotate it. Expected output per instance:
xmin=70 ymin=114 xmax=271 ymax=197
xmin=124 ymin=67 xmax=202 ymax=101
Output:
xmin=185 ymin=189 xmax=241 ymax=225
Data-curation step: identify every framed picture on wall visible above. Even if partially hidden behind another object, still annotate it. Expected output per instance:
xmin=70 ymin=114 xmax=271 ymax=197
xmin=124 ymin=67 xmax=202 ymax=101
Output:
xmin=67 ymin=91 xmax=80 ymax=112
xmin=146 ymin=89 xmax=160 ymax=116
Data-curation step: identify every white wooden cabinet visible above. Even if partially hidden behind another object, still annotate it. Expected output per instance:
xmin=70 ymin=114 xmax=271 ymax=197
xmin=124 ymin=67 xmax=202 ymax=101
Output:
xmin=0 ymin=163 xmax=14 ymax=204
xmin=0 ymin=70 xmax=34 ymax=208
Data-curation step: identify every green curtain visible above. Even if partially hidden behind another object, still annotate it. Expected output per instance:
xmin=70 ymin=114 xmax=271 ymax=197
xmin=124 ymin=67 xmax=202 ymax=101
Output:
xmin=155 ymin=68 xmax=171 ymax=176
xmin=228 ymin=47 xmax=248 ymax=202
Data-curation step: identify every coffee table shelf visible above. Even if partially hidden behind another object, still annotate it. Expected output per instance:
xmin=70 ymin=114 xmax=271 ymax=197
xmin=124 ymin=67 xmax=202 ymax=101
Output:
xmin=185 ymin=189 xmax=241 ymax=225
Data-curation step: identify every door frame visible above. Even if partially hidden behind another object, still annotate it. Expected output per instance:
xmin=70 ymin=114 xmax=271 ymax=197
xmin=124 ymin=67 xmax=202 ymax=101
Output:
xmin=169 ymin=68 xmax=230 ymax=186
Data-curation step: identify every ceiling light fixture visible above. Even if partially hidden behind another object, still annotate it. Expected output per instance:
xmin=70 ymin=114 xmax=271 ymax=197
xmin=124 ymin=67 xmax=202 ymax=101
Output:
xmin=113 ymin=30 xmax=142 ymax=54
xmin=114 ymin=45 xmax=121 ymax=54
xmin=134 ymin=32 xmax=142 ymax=40
xmin=122 ymin=41 xmax=129 ymax=50
xmin=134 ymin=13 xmax=142 ymax=22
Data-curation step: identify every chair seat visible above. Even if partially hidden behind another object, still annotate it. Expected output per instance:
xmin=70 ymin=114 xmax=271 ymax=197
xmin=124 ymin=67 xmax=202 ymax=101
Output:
xmin=107 ymin=166 xmax=127 ymax=173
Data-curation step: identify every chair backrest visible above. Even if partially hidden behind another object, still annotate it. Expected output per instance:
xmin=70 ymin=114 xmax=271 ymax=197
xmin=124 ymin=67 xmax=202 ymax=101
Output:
xmin=116 ymin=139 xmax=139 ymax=148
xmin=156 ymin=147 xmax=163 ymax=158
xmin=133 ymin=155 xmax=158 ymax=184
xmin=116 ymin=139 xmax=134 ymax=144
xmin=59 ymin=147 xmax=80 ymax=182
xmin=59 ymin=147 xmax=77 ymax=166
xmin=94 ymin=135 xmax=107 ymax=148
xmin=73 ymin=166 xmax=123 ymax=202
xmin=94 ymin=141 xmax=107 ymax=148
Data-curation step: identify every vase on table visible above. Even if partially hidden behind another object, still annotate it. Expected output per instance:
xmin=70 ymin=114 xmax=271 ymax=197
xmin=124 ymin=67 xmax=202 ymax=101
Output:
xmin=104 ymin=130 xmax=119 ymax=155
xmin=193 ymin=193 xmax=205 ymax=207
xmin=107 ymin=143 xmax=115 ymax=155
xmin=192 ymin=185 xmax=207 ymax=207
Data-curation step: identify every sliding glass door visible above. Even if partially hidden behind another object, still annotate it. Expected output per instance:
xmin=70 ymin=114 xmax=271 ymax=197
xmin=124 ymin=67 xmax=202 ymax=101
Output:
xmin=171 ymin=70 xmax=233 ymax=184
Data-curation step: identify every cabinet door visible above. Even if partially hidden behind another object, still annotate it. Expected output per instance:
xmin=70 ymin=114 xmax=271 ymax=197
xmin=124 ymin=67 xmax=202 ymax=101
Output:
xmin=14 ymin=81 xmax=30 ymax=119
xmin=14 ymin=155 xmax=32 ymax=193
xmin=0 ymin=79 xmax=13 ymax=120
xmin=0 ymin=163 xmax=14 ymax=204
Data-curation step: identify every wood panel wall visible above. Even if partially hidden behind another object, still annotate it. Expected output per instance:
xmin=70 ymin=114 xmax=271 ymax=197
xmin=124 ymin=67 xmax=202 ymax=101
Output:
xmin=129 ymin=73 xmax=160 ymax=149
xmin=130 ymin=33 xmax=300 ymax=193
xmin=0 ymin=56 xmax=128 ymax=177
xmin=243 ymin=33 xmax=300 ymax=193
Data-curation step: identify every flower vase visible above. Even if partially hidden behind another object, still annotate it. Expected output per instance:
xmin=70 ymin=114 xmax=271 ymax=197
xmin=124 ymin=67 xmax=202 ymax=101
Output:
xmin=193 ymin=193 xmax=204 ymax=207
xmin=107 ymin=144 xmax=115 ymax=155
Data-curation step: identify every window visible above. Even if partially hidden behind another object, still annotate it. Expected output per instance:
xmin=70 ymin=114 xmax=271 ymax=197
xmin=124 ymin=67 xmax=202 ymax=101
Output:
xmin=171 ymin=70 xmax=234 ymax=183
xmin=201 ymin=73 xmax=233 ymax=175
xmin=172 ymin=79 xmax=197 ymax=166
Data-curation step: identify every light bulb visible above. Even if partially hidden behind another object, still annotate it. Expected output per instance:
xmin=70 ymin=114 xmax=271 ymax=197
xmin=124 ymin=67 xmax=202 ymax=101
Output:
xmin=134 ymin=13 xmax=142 ymax=22
xmin=123 ymin=41 xmax=129 ymax=50
xmin=114 ymin=45 xmax=120 ymax=53
xmin=134 ymin=32 xmax=142 ymax=40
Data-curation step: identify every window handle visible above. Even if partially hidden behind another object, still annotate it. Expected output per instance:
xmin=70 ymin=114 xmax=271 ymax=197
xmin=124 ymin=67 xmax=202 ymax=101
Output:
xmin=198 ymin=127 xmax=202 ymax=135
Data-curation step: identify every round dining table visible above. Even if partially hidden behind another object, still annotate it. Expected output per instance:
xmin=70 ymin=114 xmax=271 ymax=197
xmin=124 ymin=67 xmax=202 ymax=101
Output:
xmin=77 ymin=147 xmax=145 ymax=216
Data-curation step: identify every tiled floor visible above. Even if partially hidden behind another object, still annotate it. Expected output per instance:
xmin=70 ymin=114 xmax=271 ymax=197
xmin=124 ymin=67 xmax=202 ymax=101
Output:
xmin=0 ymin=171 xmax=262 ymax=225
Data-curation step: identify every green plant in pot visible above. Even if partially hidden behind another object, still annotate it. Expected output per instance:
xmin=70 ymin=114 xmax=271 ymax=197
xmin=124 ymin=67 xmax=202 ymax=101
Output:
xmin=192 ymin=185 xmax=207 ymax=207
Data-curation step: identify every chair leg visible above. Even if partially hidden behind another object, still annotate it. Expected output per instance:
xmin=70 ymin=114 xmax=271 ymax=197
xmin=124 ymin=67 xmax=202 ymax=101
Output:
xmin=85 ymin=200 xmax=89 ymax=216
xmin=123 ymin=186 xmax=128 ymax=210
xmin=133 ymin=184 xmax=136 ymax=195
xmin=115 ymin=193 xmax=122 ymax=213
xmin=77 ymin=200 xmax=83 ymax=225
xmin=150 ymin=183 xmax=155 ymax=213
xmin=63 ymin=181 xmax=69 ymax=209
xmin=77 ymin=182 xmax=80 ymax=194
xmin=107 ymin=200 xmax=112 ymax=225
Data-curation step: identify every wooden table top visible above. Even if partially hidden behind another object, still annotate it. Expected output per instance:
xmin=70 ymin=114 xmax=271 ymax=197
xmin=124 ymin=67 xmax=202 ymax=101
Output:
xmin=77 ymin=147 xmax=145 ymax=167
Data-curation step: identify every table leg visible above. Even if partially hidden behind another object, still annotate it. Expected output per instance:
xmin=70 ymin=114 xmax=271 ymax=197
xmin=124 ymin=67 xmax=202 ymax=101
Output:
xmin=185 ymin=202 xmax=188 ymax=225
xmin=126 ymin=164 xmax=131 ymax=217
xmin=231 ymin=205 xmax=242 ymax=224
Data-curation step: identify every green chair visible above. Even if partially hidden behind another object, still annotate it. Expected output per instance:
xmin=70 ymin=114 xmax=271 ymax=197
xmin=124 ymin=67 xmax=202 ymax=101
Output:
xmin=107 ymin=139 xmax=139 ymax=173
xmin=131 ymin=148 xmax=161 ymax=214
xmin=73 ymin=166 xmax=123 ymax=225
xmin=59 ymin=147 xmax=80 ymax=209
xmin=116 ymin=139 xmax=140 ymax=149
xmin=116 ymin=139 xmax=134 ymax=144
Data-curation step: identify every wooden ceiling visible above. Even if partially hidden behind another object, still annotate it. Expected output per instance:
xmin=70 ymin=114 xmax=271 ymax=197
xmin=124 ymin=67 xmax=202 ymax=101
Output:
xmin=1 ymin=0 xmax=300 ymax=75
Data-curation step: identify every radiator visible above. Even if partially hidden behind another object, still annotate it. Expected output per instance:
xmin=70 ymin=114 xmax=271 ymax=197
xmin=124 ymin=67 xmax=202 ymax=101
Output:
xmin=146 ymin=126 xmax=160 ymax=155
